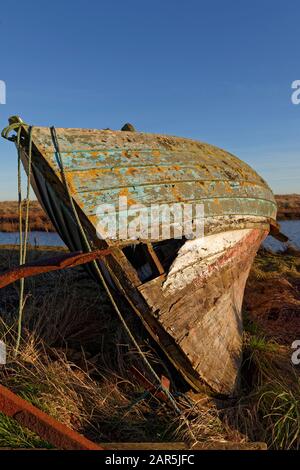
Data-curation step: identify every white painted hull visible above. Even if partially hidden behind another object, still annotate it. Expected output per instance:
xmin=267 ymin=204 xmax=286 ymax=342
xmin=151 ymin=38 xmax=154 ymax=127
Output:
xmin=139 ymin=228 xmax=268 ymax=394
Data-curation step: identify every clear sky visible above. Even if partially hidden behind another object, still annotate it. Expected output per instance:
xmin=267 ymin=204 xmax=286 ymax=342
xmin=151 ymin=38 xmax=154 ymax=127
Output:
xmin=0 ymin=0 xmax=299 ymax=199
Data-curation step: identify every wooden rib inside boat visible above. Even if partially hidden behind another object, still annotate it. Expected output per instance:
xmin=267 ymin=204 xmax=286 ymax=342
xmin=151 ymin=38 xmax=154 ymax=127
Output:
xmin=2 ymin=116 xmax=277 ymax=395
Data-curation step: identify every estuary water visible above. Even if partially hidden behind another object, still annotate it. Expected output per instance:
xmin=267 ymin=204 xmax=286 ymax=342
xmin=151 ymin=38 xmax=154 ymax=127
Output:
xmin=0 ymin=220 xmax=299 ymax=252
xmin=0 ymin=231 xmax=65 ymax=247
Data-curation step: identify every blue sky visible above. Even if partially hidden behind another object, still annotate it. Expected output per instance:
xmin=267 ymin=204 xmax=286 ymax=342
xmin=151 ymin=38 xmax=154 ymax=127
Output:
xmin=0 ymin=0 xmax=299 ymax=199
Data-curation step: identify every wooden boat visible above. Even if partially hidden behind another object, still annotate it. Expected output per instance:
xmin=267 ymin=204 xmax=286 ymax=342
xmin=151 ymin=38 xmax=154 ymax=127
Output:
xmin=2 ymin=116 xmax=278 ymax=395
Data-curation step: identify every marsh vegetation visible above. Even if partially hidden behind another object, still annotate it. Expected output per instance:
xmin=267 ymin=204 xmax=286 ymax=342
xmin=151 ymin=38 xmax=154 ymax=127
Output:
xmin=0 ymin=246 xmax=299 ymax=448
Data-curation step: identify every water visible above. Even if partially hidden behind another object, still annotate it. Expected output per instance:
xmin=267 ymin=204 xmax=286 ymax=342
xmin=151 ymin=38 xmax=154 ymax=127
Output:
xmin=0 ymin=231 xmax=65 ymax=247
xmin=0 ymin=220 xmax=299 ymax=252
xmin=263 ymin=220 xmax=300 ymax=252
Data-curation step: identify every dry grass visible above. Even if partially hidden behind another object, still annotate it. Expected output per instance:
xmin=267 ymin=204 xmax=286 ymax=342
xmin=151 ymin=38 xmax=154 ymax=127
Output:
xmin=223 ymin=331 xmax=300 ymax=449
xmin=275 ymin=194 xmax=300 ymax=220
xmin=222 ymin=249 xmax=300 ymax=449
xmin=0 ymin=201 xmax=54 ymax=232
xmin=0 ymin=247 xmax=233 ymax=447
xmin=244 ymin=249 xmax=300 ymax=343
xmin=1 ymin=246 xmax=300 ymax=448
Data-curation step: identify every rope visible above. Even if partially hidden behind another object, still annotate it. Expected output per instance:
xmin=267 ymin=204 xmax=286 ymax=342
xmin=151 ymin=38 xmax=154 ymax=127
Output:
xmin=17 ymin=127 xmax=23 ymax=265
xmin=15 ymin=125 xmax=33 ymax=354
xmin=50 ymin=126 xmax=182 ymax=416
xmin=1 ymin=121 xmax=25 ymax=141
xmin=22 ymin=127 xmax=33 ymax=263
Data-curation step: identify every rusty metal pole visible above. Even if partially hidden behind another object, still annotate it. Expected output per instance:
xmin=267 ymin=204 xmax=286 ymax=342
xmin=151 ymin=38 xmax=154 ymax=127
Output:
xmin=0 ymin=384 xmax=103 ymax=450
xmin=0 ymin=249 xmax=112 ymax=290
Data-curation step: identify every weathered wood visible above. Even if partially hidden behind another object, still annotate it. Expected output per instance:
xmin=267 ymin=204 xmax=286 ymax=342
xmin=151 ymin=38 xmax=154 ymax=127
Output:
xmin=26 ymin=126 xmax=276 ymax=239
xmin=139 ymin=228 xmax=267 ymax=394
xmin=100 ymin=441 xmax=267 ymax=450
xmin=146 ymin=243 xmax=165 ymax=275
xmin=6 ymin=119 xmax=277 ymax=395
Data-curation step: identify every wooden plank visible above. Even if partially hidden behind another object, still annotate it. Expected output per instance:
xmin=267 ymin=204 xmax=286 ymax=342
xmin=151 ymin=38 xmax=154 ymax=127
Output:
xmin=66 ymin=166 xmax=267 ymax=189
xmin=76 ymin=190 xmax=276 ymax=218
xmin=68 ymin=174 xmax=274 ymax=208
xmin=100 ymin=441 xmax=267 ymax=450
xmin=146 ymin=243 xmax=165 ymax=275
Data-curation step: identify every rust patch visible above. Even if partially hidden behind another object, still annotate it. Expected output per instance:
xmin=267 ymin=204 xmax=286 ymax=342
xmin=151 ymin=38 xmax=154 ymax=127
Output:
xmin=119 ymin=187 xmax=136 ymax=205
xmin=126 ymin=167 xmax=138 ymax=175
xmin=171 ymin=184 xmax=183 ymax=202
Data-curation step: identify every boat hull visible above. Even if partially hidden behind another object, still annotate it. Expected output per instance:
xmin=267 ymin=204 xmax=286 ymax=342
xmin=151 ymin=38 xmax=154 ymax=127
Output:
xmin=9 ymin=120 xmax=276 ymax=394
xmin=139 ymin=228 xmax=267 ymax=394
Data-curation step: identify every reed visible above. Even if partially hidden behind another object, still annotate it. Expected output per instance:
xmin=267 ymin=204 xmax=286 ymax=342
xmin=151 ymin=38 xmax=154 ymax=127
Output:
xmin=0 ymin=246 xmax=299 ymax=448
xmin=0 ymin=201 xmax=54 ymax=232
xmin=0 ymin=248 xmax=231 ymax=446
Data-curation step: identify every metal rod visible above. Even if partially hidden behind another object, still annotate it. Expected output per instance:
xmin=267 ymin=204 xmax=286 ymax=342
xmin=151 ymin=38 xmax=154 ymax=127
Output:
xmin=0 ymin=249 xmax=112 ymax=289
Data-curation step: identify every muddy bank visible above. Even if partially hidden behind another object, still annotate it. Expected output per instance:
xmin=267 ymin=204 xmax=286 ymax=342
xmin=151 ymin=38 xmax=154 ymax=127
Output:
xmin=275 ymin=194 xmax=300 ymax=220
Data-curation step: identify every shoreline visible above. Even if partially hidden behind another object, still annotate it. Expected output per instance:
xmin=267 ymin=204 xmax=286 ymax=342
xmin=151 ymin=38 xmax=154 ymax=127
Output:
xmin=0 ymin=201 xmax=55 ymax=233
xmin=0 ymin=195 xmax=299 ymax=233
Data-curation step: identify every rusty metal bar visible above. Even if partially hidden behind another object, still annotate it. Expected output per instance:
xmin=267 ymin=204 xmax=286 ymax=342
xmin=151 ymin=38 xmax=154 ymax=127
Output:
xmin=0 ymin=384 xmax=103 ymax=450
xmin=0 ymin=248 xmax=112 ymax=289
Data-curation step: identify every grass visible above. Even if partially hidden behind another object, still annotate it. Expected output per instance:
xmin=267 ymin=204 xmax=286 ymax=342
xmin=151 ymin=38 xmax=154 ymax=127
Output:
xmin=221 ymin=248 xmax=300 ymax=449
xmin=243 ymin=249 xmax=300 ymax=344
xmin=0 ymin=246 xmax=300 ymax=448
xmin=250 ymin=249 xmax=300 ymax=281
xmin=0 ymin=413 xmax=52 ymax=449
xmin=0 ymin=201 xmax=54 ymax=232
xmin=0 ymin=247 xmax=233 ymax=447
xmin=222 ymin=310 xmax=300 ymax=449
xmin=0 ymin=324 xmax=232 ymax=447
xmin=257 ymin=379 xmax=300 ymax=449
xmin=275 ymin=194 xmax=300 ymax=220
